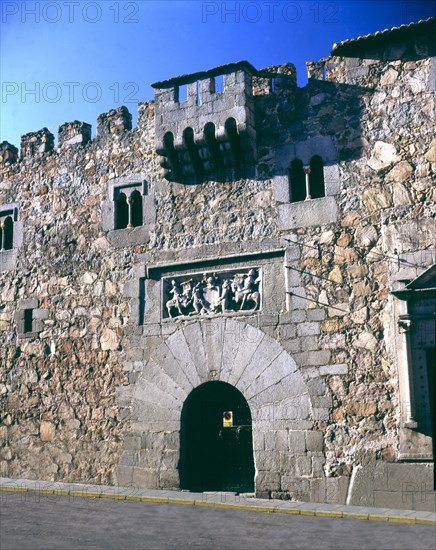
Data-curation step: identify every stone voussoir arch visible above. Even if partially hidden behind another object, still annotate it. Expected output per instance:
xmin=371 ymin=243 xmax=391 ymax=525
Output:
xmin=123 ymin=318 xmax=314 ymax=492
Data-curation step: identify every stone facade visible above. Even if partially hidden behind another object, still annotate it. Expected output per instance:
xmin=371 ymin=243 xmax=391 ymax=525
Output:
xmin=1 ymin=19 xmax=435 ymax=511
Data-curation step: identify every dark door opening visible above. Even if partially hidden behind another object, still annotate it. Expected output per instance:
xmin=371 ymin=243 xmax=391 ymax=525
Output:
xmin=179 ymin=381 xmax=255 ymax=493
xmin=426 ymin=348 xmax=435 ymax=490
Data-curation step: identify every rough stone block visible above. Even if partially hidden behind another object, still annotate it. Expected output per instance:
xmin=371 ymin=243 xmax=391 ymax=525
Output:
xmin=312 ymin=408 xmax=330 ymax=421
xmin=311 ymin=395 xmax=332 ymax=408
xmin=324 ymin=164 xmax=340 ymax=195
xmin=280 ymin=338 xmax=301 ymax=354
xmin=386 ymin=462 xmax=434 ymax=492
xmin=278 ymin=196 xmax=338 ymax=230
xmin=123 ymin=280 xmax=139 ymax=298
xmin=301 ymin=335 xmax=319 ymax=351
xmin=273 ymin=175 xmax=290 ymax=203
xmin=19 ymin=298 xmax=39 ymax=309
xmin=319 ymin=363 xmax=348 ymax=375
xmin=159 ymin=468 xmax=179 ymax=489
xmin=255 ymin=450 xmax=280 ymax=470
xmin=288 ymin=430 xmax=306 ymax=452
xmin=307 ymin=309 xmax=326 ymax=321
xmin=265 ymin=429 xmax=288 ymax=451
xmin=255 ymin=470 xmax=281 ymax=492
xmin=307 ymin=350 xmax=331 ymax=366
xmin=306 ymin=430 xmax=324 ymax=452
xmin=296 ymin=456 xmax=311 ymax=476
xmin=310 ymin=476 xmax=349 ymax=504
xmin=142 ymin=324 xmax=161 ymax=337
xmin=115 ymin=465 xmax=133 ymax=487
xmin=258 ymin=314 xmax=279 ymax=327
xmin=297 ymin=322 xmax=320 ymax=336
xmin=312 ymin=456 xmax=326 ymax=477
xmin=307 ymin=378 xmax=326 ymax=396
xmin=287 ymin=287 xmax=307 ymax=310
xmin=132 ymin=467 xmax=159 ymax=489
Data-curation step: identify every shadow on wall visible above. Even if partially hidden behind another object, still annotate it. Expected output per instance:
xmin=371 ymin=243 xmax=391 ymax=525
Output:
xmin=157 ymin=77 xmax=370 ymax=186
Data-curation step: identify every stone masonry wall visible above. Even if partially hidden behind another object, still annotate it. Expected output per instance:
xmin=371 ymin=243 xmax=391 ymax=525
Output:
xmin=0 ymin=29 xmax=435 ymax=507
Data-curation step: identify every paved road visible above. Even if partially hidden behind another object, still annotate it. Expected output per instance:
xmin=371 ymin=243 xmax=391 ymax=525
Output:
xmin=0 ymin=491 xmax=435 ymax=550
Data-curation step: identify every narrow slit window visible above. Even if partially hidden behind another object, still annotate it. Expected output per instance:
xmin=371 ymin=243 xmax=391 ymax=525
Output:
xmin=24 ymin=309 xmax=33 ymax=333
xmin=177 ymin=84 xmax=188 ymax=103
xmin=3 ymin=216 xmax=13 ymax=250
xmin=215 ymin=75 xmax=224 ymax=94
xmin=196 ymin=81 xmax=202 ymax=106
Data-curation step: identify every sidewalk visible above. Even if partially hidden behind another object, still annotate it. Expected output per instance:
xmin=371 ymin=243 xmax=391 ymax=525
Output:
xmin=1 ymin=476 xmax=435 ymax=525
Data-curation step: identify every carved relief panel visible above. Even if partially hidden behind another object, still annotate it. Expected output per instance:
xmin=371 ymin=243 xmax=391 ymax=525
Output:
xmin=162 ymin=267 xmax=262 ymax=319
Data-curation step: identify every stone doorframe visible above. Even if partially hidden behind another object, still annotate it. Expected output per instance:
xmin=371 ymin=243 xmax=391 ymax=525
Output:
xmin=116 ymin=318 xmax=317 ymax=497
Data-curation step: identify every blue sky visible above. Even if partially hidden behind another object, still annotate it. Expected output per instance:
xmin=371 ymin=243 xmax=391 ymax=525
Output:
xmin=1 ymin=0 xmax=435 ymax=148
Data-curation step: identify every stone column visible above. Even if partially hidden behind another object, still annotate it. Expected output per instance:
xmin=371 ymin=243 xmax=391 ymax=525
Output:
xmin=304 ymin=166 xmax=311 ymax=200
xmin=398 ymin=316 xmax=418 ymax=428
xmin=0 ymin=221 xmax=4 ymax=250
xmin=127 ymin=196 xmax=133 ymax=228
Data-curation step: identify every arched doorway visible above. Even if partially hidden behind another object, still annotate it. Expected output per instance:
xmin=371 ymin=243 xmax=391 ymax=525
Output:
xmin=179 ymin=381 xmax=255 ymax=493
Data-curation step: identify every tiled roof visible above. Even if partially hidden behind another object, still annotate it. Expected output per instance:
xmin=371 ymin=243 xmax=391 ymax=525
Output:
xmin=331 ymin=17 xmax=436 ymax=56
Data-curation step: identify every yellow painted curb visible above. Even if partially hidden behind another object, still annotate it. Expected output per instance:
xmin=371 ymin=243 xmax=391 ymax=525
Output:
xmin=1 ymin=486 xmax=434 ymax=524
xmin=368 ymin=515 xmax=389 ymax=522
xmin=387 ymin=517 xmax=416 ymax=524
xmin=195 ymin=501 xmax=234 ymax=509
xmin=68 ymin=491 xmax=102 ymax=499
xmin=416 ymin=518 xmax=436 ymax=526
xmin=315 ymin=510 xmax=343 ymax=518
xmin=165 ymin=498 xmax=195 ymax=506
xmin=277 ymin=508 xmax=301 ymax=515
xmin=343 ymin=513 xmax=369 ymax=520
xmin=137 ymin=497 xmax=170 ymax=504
xmin=300 ymin=510 xmax=317 ymax=516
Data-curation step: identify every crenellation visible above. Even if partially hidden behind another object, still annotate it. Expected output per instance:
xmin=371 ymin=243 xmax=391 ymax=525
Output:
xmin=0 ymin=142 xmax=18 ymax=164
xmin=0 ymin=18 xmax=435 ymax=510
xmin=97 ymin=105 xmax=133 ymax=137
xmin=20 ymin=128 xmax=55 ymax=159
xmin=58 ymin=120 xmax=92 ymax=148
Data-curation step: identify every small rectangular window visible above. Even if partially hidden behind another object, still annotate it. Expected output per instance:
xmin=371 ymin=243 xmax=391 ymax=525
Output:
xmin=24 ymin=309 xmax=33 ymax=333
xmin=177 ymin=84 xmax=188 ymax=103
xmin=196 ymin=81 xmax=201 ymax=106
xmin=214 ymin=75 xmax=224 ymax=94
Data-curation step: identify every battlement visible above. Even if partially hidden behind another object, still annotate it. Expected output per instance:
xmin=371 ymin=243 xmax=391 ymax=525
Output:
xmin=152 ymin=61 xmax=260 ymax=183
xmin=0 ymin=105 xmax=138 ymax=165
xmin=1 ymin=62 xmax=297 ymax=171
xmin=58 ymin=120 xmax=92 ymax=148
xmin=0 ymin=141 xmax=18 ymax=164
xmin=20 ymin=128 xmax=55 ymax=159
xmin=97 ymin=106 xmax=132 ymax=137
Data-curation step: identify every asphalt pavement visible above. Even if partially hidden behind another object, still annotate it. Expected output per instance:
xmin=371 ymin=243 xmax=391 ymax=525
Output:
xmin=0 ymin=477 xmax=435 ymax=550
